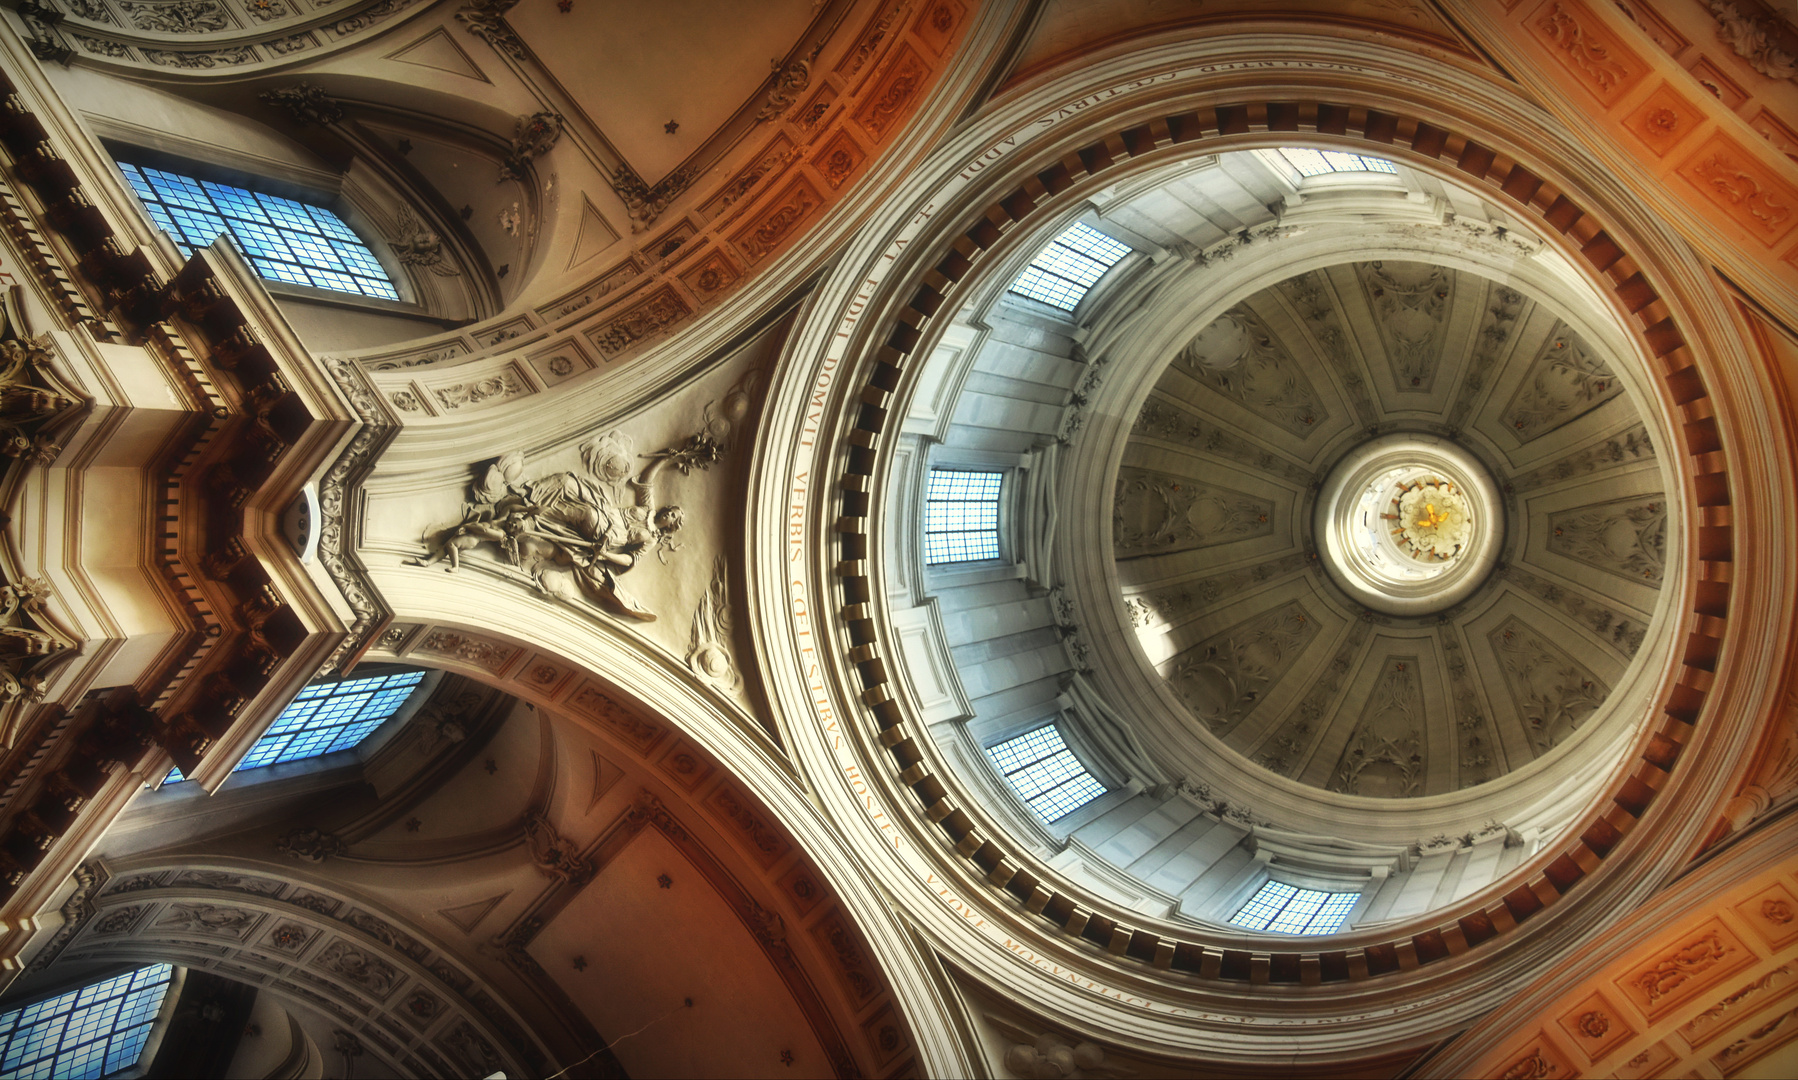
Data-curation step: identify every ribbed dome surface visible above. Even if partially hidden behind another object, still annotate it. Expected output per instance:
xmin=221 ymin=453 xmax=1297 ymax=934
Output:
xmin=1115 ymin=261 xmax=1667 ymax=797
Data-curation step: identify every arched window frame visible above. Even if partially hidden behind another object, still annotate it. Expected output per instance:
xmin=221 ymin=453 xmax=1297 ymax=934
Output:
xmin=921 ymin=467 xmax=1006 ymax=566
xmin=153 ymin=666 xmax=442 ymax=792
xmin=985 ymin=718 xmax=1107 ymax=823
xmin=107 ymin=142 xmax=416 ymax=306
xmin=999 ymin=213 xmax=1144 ymax=325
xmin=0 ymin=963 xmax=181 ymax=1079
xmin=1230 ymin=881 xmax=1362 ymax=935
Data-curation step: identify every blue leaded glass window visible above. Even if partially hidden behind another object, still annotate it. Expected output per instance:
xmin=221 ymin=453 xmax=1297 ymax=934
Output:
xmin=986 ymin=724 xmax=1106 ymax=822
xmin=116 ymin=161 xmax=399 ymax=300
xmin=165 ymin=669 xmax=427 ymax=784
xmin=1270 ymin=147 xmax=1398 ymax=177
xmin=1230 ymin=881 xmax=1360 ymax=935
xmin=923 ymin=470 xmax=1003 ymax=565
xmin=0 ymin=963 xmax=173 ymax=1079
xmin=1008 ymin=222 xmax=1133 ymax=312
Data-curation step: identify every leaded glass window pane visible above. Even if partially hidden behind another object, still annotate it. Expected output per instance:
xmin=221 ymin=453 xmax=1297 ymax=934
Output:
xmin=0 ymin=964 xmax=172 ymax=1080
xmin=116 ymin=161 xmax=400 ymax=301
xmin=1230 ymin=880 xmax=1360 ymax=935
xmin=923 ymin=470 xmax=1003 ymax=565
xmin=165 ymin=670 xmax=427 ymax=784
xmin=1272 ymin=147 xmax=1398 ymax=177
xmin=1007 ymin=222 xmax=1132 ymax=312
xmin=986 ymin=724 xmax=1107 ymax=822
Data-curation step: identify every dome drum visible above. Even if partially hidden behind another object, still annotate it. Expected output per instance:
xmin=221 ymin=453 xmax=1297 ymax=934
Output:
xmin=773 ymin=64 xmax=1759 ymax=1058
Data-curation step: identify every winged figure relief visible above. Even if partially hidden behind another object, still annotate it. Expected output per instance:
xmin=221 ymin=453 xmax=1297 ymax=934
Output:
xmin=390 ymin=204 xmax=461 ymax=277
xmin=407 ymin=428 xmax=722 ymax=622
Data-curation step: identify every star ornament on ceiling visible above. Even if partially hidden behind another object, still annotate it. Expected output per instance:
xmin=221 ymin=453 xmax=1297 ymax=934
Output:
xmin=556 ymin=0 xmax=572 ymax=10
xmin=664 ymin=119 xmax=680 ymax=134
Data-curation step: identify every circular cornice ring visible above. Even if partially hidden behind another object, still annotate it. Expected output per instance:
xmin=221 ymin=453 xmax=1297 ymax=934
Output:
xmin=1312 ymin=432 xmax=1506 ymax=617
xmin=749 ymin=31 xmax=1786 ymax=1065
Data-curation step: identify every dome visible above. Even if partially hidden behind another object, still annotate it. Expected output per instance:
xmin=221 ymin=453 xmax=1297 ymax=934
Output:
xmin=1120 ymin=259 xmax=1667 ymax=798
xmin=879 ymin=147 xmax=1683 ymax=932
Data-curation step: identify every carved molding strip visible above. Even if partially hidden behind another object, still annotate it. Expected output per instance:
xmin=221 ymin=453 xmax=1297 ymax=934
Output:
xmin=22 ymin=0 xmax=429 ymax=69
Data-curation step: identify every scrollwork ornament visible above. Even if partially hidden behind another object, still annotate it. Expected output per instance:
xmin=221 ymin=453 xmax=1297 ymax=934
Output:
xmin=498 ymin=111 xmax=563 ymax=182
xmin=455 ymin=0 xmax=522 ymax=58
xmin=611 ymin=162 xmax=697 ymax=232
xmin=119 ymin=0 xmax=229 ymax=33
xmin=259 ymin=83 xmax=343 ymax=127
xmin=276 ymin=827 xmax=344 ymax=863
xmin=1709 ymin=0 xmax=1798 ymax=80
xmin=756 ymin=46 xmax=821 ymax=123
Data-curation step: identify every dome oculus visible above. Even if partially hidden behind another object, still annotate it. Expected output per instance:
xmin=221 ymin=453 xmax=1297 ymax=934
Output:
xmin=1315 ymin=434 xmax=1505 ymax=617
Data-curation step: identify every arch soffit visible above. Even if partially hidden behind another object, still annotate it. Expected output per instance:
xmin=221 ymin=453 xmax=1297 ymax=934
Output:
xmin=746 ymin=28 xmax=1790 ymax=1062
xmin=52 ymin=858 xmax=549 ymax=1080
xmin=321 ymin=1 xmax=1011 ymax=426
xmin=346 ymin=601 xmax=961 ymax=1079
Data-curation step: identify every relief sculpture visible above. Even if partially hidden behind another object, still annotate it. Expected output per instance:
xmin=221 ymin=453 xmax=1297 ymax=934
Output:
xmin=1507 ymin=423 xmax=1655 ymax=491
xmin=1490 ymin=618 xmax=1608 ymax=754
xmin=1439 ymin=629 xmax=1497 ymax=788
xmin=1445 ymin=284 xmax=1525 ymax=430
xmin=1276 ymin=271 xmax=1377 ymax=426
xmin=1329 ymin=658 xmax=1426 ymax=797
xmin=408 ymin=429 xmax=722 ymax=622
xmin=1176 ymin=303 xmax=1328 ymax=438
xmin=1131 ymin=397 xmax=1312 ymax=485
xmin=1124 ymin=552 xmax=1310 ymax=628
xmin=314 ymin=939 xmax=401 ymax=997
xmin=1168 ymin=602 xmax=1317 ymax=735
xmin=1357 ymin=262 xmax=1451 ymax=393
xmin=156 ymin=902 xmax=259 ymax=936
xmin=1546 ymin=496 xmax=1667 ymax=586
xmin=1633 ymin=930 xmax=1731 ymax=1003
xmin=1500 ymin=326 xmax=1622 ymax=442
xmin=1256 ymin=622 xmax=1371 ymax=774
xmin=1112 ymin=467 xmax=1273 ymax=557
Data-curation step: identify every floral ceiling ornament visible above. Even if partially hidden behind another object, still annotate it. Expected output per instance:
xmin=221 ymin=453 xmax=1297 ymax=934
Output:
xmin=498 ymin=111 xmax=564 ymax=182
xmin=1709 ymin=0 xmax=1798 ymax=81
